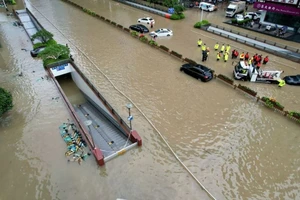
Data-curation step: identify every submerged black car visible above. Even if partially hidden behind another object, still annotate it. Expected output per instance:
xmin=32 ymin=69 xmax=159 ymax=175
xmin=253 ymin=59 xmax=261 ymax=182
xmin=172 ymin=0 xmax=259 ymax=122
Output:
xmin=284 ymin=74 xmax=300 ymax=86
xmin=180 ymin=63 xmax=214 ymax=82
xmin=129 ymin=24 xmax=149 ymax=33
xmin=30 ymin=47 xmax=45 ymax=57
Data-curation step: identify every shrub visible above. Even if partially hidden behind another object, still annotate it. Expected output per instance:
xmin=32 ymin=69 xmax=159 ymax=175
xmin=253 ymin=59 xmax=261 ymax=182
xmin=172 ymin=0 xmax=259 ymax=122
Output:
xmin=131 ymin=31 xmax=139 ymax=37
xmin=261 ymin=97 xmax=284 ymax=110
xmin=33 ymin=42 xmax=46 ymax=50
xmin=194 ymin=20 xmax=210 ymax=28
xmin=139 ymin=36 xmax=149 ymax=43
xmin=237 ymin=84 xmax=257 ymax=96
xmin=124 ymin=28 xmax=130 ymax=32
xmin=159 ymin=45 xmax=169 ymax=52
xmin=231 ymin=19 xmax=237 ymax=24
xmin=38 ymin=44 xmax=70 ymax=66
xmin=31 ymin=29 xmax=54 ymax=43
xmin=171 ymin=50 xmax=182 ymax=58
xmin=111 ymin=21 xmax=117 ymax=26
xmin=184 ymin=58 xmax=197 ymax=65
xmin=0 ymin=87 xmax=13 ymax=116
xmin=289 ymin=111 xmax=300 ymax=119
xmin=217 ymin=74 xmax=234 ymax=84
xmin=148 ymin=40 xmax=158 ymax=46
xmin=170 ymin=13 xmax=185 ymax=20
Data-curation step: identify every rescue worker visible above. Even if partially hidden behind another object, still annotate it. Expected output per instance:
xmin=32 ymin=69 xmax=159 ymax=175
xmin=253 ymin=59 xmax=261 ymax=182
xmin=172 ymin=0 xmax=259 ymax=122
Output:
xmin=206 ymin=47 xmax=210 ymax=57
xmin=248 ymin=57 xmax=253 ymax=65
xmin=256 ymin=61 xmax=261 ymax=69
xmin=224 ymin=52 xmax=229 ymax=62
xmin=202 ymin=50 xmax=208 ymax=62
xmin=197 ymin=38 xmax=202 ymax=47
xmin=240 ymin=52 xmax=245 ymax=60
xmin=220 ymin=44 xmax=225 ymax=53
xmin=225 ymin=44 xmax=231 ymax=53
xmin=278 ymin=79 xmax=286 ymax=87
xmin=201 ymin=43 xmax=206 ymax=51
xmin=263 ymin=56 xmax=269 ymax=64
xmin=214 ymin=42 xmax=219 ymax=51
xmin=216 ymin=52 xmax=221 ymax=61
xmin=245 ymin=52 xmax=249 ymax=61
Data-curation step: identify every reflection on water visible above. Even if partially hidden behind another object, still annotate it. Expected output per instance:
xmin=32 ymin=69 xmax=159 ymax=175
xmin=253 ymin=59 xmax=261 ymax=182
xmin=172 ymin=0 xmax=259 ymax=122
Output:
xmin=1 ymin=0 xmax=300 ymax=199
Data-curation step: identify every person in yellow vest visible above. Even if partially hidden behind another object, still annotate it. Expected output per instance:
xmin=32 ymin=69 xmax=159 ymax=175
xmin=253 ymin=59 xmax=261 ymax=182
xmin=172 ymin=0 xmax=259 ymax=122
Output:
xmin=216 ymin=52 xmax=221 ymax=61
xmin=220 ymin=44 xmax=225 ymax=53
xmin=225 ymin=44 xmax=231 ymax=53
xmin=201 ymin=43 xmax=206 ymax=51
xmin=240 ymin=52 xmax=245 ymax=60
xmin=197 ymin=38 xmax=202 ymax=47
xmin=248 ymin=57 xmax=253 ymax=65
xmin=278 ymin=79 xmax=286 ymax=87
xmin=214 ymin=42 xmax=219 ymax=51
xmin=224 ymin=52 xmax=229 ymax=62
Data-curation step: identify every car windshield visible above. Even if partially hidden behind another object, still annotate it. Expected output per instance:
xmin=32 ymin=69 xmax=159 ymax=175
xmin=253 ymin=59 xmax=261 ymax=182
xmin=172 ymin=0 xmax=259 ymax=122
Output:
xmin=235 ymin=63 xmax=247 ymax=73
xmin=155 ymin=29 xmax=161 ymax=33
xmin=226 ymin=8 xmax=235 ymax=12
xmin=149 ymin=18 xmax=153 ymax=20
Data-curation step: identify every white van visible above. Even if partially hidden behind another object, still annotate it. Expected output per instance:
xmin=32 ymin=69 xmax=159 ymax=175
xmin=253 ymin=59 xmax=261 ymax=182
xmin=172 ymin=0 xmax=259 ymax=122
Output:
xmin=199 ymin=2 xmax=217 ymax=12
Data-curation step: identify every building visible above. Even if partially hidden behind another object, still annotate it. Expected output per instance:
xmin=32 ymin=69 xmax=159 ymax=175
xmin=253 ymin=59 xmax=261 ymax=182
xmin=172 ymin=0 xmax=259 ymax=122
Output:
xmin=254 ymin=0 xmax=300 ymax=31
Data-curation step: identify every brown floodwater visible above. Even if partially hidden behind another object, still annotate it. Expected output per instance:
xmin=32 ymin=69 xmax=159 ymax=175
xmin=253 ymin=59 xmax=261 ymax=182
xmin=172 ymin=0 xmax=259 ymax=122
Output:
xmin=1 ymin=0 xmax=300 ymax=199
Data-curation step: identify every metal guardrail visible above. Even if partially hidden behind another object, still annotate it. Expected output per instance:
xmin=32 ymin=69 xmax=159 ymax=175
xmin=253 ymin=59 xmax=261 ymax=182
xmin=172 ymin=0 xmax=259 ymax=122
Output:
xmin=204 ymin=25 xmax=300 ymax=63
xmin=210 ymin=24 xmax=300 ymax=53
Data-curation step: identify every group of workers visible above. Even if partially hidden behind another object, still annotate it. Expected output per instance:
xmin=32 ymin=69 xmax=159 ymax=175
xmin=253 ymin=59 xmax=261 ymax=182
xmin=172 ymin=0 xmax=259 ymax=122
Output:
xmin=197 ymin=39 xmax=270 ymax=66
xmin=197 ymin=39 xmax=284 ymax=87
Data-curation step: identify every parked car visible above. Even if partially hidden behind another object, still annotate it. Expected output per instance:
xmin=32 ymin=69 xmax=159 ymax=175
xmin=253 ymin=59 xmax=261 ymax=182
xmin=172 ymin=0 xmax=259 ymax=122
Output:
xmin=30 ymin=47 xmax=45 ymax=57
xmin=235 ymin=14 xmax=244 ymax=22
xmin=199 ymin=2 xmax=217 ymax=12
xmin=129 ymin=24 xmax=149 ymax=33
xmin=244 ymin=12 xmax=261 ymax=20
xmin=180 ymin=63 xmax=214 ymax=82
xmin=137 ymin=17 xmax=155 ymax=25
xmin=284 ymin=75 xmax=300 ymax=86
xmin=149 ymin=28 xmax=173 ymax=37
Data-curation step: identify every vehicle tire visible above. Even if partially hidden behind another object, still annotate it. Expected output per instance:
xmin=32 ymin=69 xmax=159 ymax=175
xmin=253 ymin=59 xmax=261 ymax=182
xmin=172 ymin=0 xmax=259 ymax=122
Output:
xmin=167 ymin=34 xmax=170 ymax=36
xmin=147 ymin=22 xmax=149 ymax=24
xmin=138 ymin=20 xmax=140 ymax=23
xmin=180 ymin=68 xmax=183 ymax=72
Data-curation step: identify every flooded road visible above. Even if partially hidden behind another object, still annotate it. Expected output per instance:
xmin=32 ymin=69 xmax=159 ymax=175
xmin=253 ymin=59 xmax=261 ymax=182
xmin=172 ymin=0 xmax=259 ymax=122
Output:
xmin=1 ymin=0 xmax=300 ymax=199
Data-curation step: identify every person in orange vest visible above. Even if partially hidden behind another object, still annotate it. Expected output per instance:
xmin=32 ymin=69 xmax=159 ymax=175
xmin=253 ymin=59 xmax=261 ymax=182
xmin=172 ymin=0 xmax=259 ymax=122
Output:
xmin=240 ymin=52 xmax=245 ymax=60
xmin=244 ymin=52 xmax=249 ymax=61
xmin=256 ymin=61 xmax=261 ymax=70
xmin=263 ymin=56 xmax=269 ymax=64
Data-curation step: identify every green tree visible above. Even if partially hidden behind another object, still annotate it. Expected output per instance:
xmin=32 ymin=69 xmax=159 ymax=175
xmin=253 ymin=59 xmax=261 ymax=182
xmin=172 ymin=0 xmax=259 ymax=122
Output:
xmin=38 ymin=44 xmax=70 ymax=60
xmin=147 ymin=0 xmax=159 ymax=7
xmin=0 ymin=87 xmax=13 ymax=116
xmin=31 ymin=29 xmax=54 ymax=43
xmin=174 ymin=5 xmax=185 ymax=14
xmin=163 ymin=0 xmax=178 ymax=8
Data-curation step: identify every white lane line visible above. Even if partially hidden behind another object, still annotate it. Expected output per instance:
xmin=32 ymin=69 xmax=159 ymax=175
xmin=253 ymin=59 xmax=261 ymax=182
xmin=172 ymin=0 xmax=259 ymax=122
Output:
xmin=190 ymin=29 xmax=297 ymax=70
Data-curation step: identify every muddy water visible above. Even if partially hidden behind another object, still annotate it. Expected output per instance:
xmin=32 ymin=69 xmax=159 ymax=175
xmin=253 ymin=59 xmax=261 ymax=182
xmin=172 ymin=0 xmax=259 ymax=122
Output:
xmin=0 ymin=8 xmax=211 ymax=200
xmin=1 ymin=0 xmax=300 ymax=199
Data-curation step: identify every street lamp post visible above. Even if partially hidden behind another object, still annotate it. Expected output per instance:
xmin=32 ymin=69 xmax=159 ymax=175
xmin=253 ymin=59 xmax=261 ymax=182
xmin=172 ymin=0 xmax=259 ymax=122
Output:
xmin=200 ymin=8 xmax=204 ymax=22
xmin=126 ymin=103 xmax=133 ymax=131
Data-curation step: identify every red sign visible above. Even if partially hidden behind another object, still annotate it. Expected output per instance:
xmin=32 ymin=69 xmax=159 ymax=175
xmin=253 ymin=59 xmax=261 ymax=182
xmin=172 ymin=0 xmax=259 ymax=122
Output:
xmin=254 ymin=2 xmax=300 ymax=15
